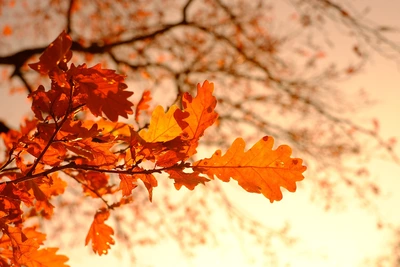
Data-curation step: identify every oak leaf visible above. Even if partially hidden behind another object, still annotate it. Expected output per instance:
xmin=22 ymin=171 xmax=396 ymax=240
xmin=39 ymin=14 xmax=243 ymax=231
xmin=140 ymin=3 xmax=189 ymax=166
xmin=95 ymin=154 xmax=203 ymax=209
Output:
xmin=135 ymin=90 xmax=152 ymax=122
xmin=85 ymin=209 xmax=115 ymax=255
xmin=119 ymin=171 xmax=157 ymax=201
xmin=139 ymin=105 xmax=186 ymax=142
xmin=136 ymin=173 xmax=158 ymax=202
xmin=179 ymin=80 xmax=218 ymax=157
xmin=29 ymin=31 xmax=72 ymax=74
xmin=0 ymin=226 xmax=69 ymax=267
xmin=165 ymin=168 xmax=209 ymax=190
xmin=69 ymin=63 xmax=134 ymax=121
xmin=76 ymin=171 xmax=112 ymax=198
xmin=72 ymin=140 xmax=117 ymax=167
xmin=119 ymin=174 xmax=138 ymax=197
xmin=193 ymin=136 xmax=306 ymax=203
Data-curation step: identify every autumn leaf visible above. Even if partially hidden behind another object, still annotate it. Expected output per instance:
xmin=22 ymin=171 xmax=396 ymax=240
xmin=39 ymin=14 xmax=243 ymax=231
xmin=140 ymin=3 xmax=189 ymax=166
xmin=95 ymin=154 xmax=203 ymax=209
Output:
xmin=76 ymin=171 xmax=113 ymax=198
xmin=70 ymin=63 xmax=134 ymax=121
xmin=85 ymin=209 xmax=115 ymax=255
xmin=119 ymin=174 xmax=138 ymax=196
xmin=136 ymin=173 xmax=158 ymax=202
xmin=57 ymin=119 xmax=99 ymax=141
xmin=139 ymin=105 xmax=186 ymax=142
xmin=91 ymin=118 xmax=131 ymax=137
xmin=165 ymin=168 xmax=209 ymax=190
xmin=178 ymin=80 xmax=218 ymax=157
xmin=193 ymin=136 xmax=306 ymax=203
xmin=21 ymin=248 xmax=70 ymax=267
xmin=119 ymin=170 xmax=158 ymax=201
xmin=29 ymin=31 xmax=72 ymax=74
xmin=72 ymin=140 xmax=117 ymax=167
xmin=0 ymin=226 xmax=69 ymax=267
xmin=135 ymin=90 xmax=152 ymax=122
xmin=0 ymin=184 xmax=24 ymax=226
xmin=29 ymin=84 xmax=70 ymax=121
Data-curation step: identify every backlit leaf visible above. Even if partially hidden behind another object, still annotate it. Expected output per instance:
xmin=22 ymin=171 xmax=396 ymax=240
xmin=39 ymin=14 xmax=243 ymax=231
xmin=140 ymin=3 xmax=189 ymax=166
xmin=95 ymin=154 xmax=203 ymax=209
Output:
xmin=136 ymin=172 xmax=158 ymax=202
xmin=0 ymin=226 xmax=69 ymax=267
xmin=179 ymin=80 xmax=218 ymax=157
xmin=135 ymin=90 xmax=152 ymax=122
xmin=85 ymin=209 xmax=115 ymax=255
xmin=29 ymin=31 xmax=72 ymax=74
xmin=70 ymin=64 xmax=134 ymax=121
xmin=165 ymin=169 xmax=209 ymax=190
xmin=119 ymin=174 xmax=138 ymax=197
xmin=193 ymin=136 xmax=306 ymax=203
xmin=139 ymin=105 xmax=186 ymax=142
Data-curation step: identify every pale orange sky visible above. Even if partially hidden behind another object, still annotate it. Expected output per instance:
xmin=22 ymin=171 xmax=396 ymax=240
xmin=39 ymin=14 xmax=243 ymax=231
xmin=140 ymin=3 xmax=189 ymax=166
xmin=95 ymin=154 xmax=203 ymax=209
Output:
xmin=1 ymin=1 xmax=400 ymax=267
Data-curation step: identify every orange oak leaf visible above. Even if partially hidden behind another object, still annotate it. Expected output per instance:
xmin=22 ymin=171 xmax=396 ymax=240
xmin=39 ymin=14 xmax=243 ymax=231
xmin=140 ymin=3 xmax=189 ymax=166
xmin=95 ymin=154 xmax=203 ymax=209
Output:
xmin=135 ymin=90 xmax=152 ymax=122
xmin=25 ymin=140 xmax=67 ymax=167
xmin=29 ymin=31 xmax=72 ymax=74
xmin=164 ymin=169 xmax=209 ymax=190
xmin=179 ymin=80 xmax=218 ymax=157
xmin=20 ymin=248 xmax=70 ymax=267
xmin=193 ymin=136 xmax=306 ymax=203
xmin=38 ymin=174 xmax=67 ymax=197
xmin=119 ymin=171 xmax=158 ymax=201
xmin=72 ymin=140 xmax=117 ymax=167
xmin=69 ymin=63 xmax=134 ymax=121
xmin=0 ymin=226 xmax=69 ymax=267
xmin=139 ymin=105 xmax=186 ymax=142
xmin=25 ymin=176 xmax=66 ymax=219
xmin=76 ymin=171 xmax=113 ymax=198
xmin=85 ymin=209 xmax=115 ymax=255
xmin=136 ymin=173 xmax=158 ymax=201
xmin=119 ymin=174 xmax=138 ymax=196
xmin=91 ymin=118 xmax=131 ymax=137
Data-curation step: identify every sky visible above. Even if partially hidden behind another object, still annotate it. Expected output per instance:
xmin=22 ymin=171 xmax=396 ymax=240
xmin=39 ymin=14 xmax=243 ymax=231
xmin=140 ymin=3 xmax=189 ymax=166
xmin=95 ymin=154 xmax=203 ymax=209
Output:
xmin=1 ymin=1 xmax=400 ymax=267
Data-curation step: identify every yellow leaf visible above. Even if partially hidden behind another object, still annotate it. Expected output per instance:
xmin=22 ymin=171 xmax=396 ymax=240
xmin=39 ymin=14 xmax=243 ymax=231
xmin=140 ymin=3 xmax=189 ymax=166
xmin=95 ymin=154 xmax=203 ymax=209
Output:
xmin=139 ymin=105 xmax=183 ymax=142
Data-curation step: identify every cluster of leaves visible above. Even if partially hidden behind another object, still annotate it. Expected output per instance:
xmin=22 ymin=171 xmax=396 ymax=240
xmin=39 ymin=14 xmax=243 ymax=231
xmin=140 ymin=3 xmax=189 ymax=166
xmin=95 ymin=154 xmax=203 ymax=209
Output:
xmin=1 ymin=0 xmax=398 ymax=211
xmin=0 ymin=31 xmax=306 ymax=266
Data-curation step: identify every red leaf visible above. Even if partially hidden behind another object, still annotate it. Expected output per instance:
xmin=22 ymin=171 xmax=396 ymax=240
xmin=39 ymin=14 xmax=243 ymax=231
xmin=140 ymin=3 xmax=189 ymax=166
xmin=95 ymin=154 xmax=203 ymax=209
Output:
xmin=69 ymin=64 xmax=134 ymax=121
xmin=29 ymin=31 xmax=72 ymax=74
